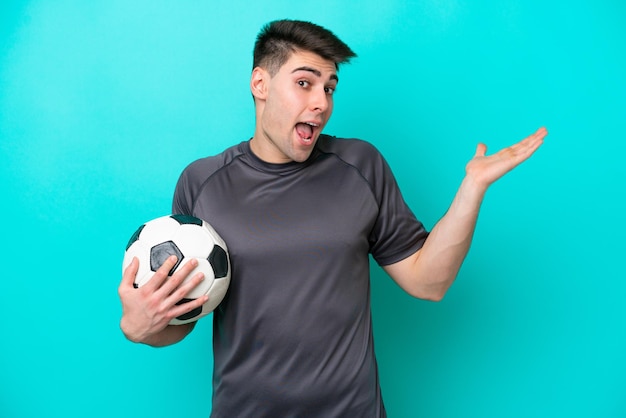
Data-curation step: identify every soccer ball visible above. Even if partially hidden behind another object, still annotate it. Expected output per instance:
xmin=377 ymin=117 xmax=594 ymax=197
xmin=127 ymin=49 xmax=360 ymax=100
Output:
xmin=122 ymin=214 xmax=231 ymax=325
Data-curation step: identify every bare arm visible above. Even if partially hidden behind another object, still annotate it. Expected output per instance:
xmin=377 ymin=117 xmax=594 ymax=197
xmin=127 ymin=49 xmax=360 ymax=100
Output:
xmin=132 ymin=322 xmax=197 ymax=347
xmin=384 ymin=127 xmax=547 ymax=301
xmin=118 ymin=256 xmax=208 ymax=346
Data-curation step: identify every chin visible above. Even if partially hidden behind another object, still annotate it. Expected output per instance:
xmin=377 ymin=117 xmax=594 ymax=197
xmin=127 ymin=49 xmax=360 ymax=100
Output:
xmin=286 ymin=143 xmax=316 ymax=163
xmin=291 ymin=152 xmax=313 ymax=163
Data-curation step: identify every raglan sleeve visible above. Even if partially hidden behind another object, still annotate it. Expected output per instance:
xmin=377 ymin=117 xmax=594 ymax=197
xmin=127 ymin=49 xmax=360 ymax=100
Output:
xmin=366 ymin=145 xmax=429 ymax=266
xmin=172 ymin=164 xmax=195 ymax=216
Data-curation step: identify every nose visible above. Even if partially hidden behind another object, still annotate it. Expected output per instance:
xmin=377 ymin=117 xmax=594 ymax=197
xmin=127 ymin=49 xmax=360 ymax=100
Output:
xmin=310 ymin=87 xmax=330 ymax=113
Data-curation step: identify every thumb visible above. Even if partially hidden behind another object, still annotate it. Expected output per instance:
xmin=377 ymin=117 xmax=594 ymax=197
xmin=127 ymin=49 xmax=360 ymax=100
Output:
xmin=474 ymin=143 xmax=487 ymax=158
xmin=121 ymin=256 xmax=140 ymax=289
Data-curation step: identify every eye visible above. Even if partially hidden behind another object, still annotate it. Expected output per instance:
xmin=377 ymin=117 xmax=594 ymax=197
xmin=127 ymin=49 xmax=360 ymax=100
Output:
xmin=324 ymin=86 xmax=336 ymax=95
xmin=297 ymin=80 xmax=310 ymax=88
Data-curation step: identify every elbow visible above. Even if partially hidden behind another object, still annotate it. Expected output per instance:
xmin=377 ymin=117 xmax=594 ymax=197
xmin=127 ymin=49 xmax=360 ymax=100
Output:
xmin=416 ymin=273 xmax=457 ymax=302
xmin=420 ymin=290 xmax=447 ymax=302
xmin=406 ymin=283 xmax=449 ymax=302
xmin=120 ymin=326 xmax=151 ymax=346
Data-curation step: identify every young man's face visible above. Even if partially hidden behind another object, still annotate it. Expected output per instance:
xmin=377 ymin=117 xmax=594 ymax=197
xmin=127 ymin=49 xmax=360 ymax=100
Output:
xmin=250 ymin=50 xmax=338 ymax=163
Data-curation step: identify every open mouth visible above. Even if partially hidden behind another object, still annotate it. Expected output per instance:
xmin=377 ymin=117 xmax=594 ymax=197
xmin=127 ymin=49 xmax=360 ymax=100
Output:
xmin=295 ymin=122 xmax=319 ymax=144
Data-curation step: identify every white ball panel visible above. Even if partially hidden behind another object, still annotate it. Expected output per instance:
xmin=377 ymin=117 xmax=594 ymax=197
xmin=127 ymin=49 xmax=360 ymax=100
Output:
xmin=173 ymin=224 xmax=214 ymax=258
xmin=204 ymin=276 xmax=230 ymax=313
xmin=123 ymin=241 xmax=153 ymax=287
xmin=138 ymin=216 xmax=181 ymax=245
xmin=202 ymin=221 xmax=228 ymax=249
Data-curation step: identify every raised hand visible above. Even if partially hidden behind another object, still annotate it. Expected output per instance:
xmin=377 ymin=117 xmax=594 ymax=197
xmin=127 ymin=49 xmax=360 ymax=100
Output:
xmin=465 ymin=127 xmax=547 ymax=192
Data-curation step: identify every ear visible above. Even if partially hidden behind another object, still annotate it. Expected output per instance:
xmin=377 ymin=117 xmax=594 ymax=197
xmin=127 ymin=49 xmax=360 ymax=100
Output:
xmin=250 ymin=67 xmax=269 ymax=101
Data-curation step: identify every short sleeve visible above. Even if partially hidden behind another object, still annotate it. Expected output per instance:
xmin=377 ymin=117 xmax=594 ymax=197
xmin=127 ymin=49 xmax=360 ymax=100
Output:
xmin=365 ymin=146 xmax=429 ymax=266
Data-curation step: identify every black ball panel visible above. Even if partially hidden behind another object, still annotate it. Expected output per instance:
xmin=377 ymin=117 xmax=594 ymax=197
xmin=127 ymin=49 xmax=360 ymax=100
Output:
xmin=175 ymin=298 xmax=203 ymax=320
xmin=170 ymin=214 xmax=203 ymax=226
xmin=150 ymin=240 xmax=183 ymax=275
xmin=209 ymin=245 xmax=229 ymax=278
xmin=125 ymin=224 xmax=145 ymax=251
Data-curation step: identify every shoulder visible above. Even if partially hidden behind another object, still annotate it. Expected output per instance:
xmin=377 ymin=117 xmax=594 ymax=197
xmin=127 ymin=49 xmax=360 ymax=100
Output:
xmin=316 ymin=134 xmax=381 ymax=159
xmin=315 ymin=134 xmax=390 ymax=183
xmin=315 ymin=135 xmax=385 ymax=170
xmin=173 ymin=141 xmax=247 ymax=214
xmin=181 ymin=141 xmax=247 ymax=182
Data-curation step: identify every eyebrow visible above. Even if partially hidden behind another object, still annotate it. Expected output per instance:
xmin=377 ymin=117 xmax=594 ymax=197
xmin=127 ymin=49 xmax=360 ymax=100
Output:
xmin=292 ymin=66 xmax=339 ymax=83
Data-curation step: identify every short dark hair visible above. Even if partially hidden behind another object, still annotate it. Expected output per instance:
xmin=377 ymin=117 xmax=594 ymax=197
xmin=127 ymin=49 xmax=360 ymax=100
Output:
xmin=253 ymin=19 xmax=357 ymax=75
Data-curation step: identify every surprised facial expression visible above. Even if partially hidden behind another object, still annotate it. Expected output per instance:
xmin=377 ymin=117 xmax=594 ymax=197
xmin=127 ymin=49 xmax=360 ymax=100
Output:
xmin=250 ymin=50 xmax=339 ymax=164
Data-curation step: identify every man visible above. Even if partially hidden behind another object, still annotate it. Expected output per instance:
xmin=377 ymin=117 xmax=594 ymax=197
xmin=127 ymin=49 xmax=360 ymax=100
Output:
xmin=119 ymin=19 xmax=546 ymax=417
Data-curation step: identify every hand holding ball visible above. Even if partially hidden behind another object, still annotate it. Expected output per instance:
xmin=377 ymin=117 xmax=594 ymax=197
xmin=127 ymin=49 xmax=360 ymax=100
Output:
xmin=122 ymin=215 xmax=231 ymax=325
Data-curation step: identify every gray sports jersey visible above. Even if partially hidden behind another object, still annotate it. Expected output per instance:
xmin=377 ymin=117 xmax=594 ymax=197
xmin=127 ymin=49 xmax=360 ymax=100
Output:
xmin=173 ymin=135 xmax=428 ymax=417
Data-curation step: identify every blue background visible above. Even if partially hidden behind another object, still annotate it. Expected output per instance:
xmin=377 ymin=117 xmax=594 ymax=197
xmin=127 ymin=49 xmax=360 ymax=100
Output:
xmin=1 ymin=1 xmax=624 ymax=417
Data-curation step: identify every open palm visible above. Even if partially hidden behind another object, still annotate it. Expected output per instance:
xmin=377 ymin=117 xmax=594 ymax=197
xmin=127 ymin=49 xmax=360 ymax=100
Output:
xmin=466 ymin=127 xmax=547 ymax=190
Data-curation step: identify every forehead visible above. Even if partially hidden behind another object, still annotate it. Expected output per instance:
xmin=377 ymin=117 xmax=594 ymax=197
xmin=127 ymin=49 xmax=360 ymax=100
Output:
xmin=280 ymin=50 xmax=338 ymax=79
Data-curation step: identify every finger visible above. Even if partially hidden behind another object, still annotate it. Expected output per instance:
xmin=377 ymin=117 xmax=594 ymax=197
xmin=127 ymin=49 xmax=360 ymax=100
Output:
xmin=170 ymin=294 xmax=209 ymax=320
xmin=534 ymin=126 xmax=548 ymax=139
xmin=520 ymin=127 xmax=547 ymax=149
xmin=511 ymin=129 xmax=546 ymax=158
xmin=121 ymin=257 xmax=139 ymax=289
xmin=165 ymin=270 xmax=206 ymax=307
xmin=145 ymin=255 xmax=180 ymax=291
xmin=158 ymin=258 xmax=200 ymax=297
